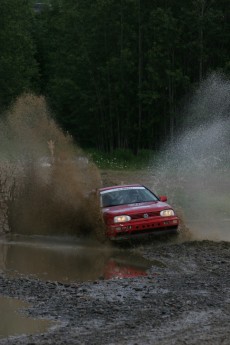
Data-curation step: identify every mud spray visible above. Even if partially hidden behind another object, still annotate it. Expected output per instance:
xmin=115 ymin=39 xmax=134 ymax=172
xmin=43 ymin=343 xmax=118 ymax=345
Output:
xmin=149 ymin=73 xmax=230 ymax=241
xmin=0 ymin=94 xmax=103 ymax=238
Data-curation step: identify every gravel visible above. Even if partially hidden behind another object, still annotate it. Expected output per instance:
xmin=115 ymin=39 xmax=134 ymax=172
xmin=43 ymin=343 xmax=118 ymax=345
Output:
xmin=0 ymin=239 xmax=229 ymax=344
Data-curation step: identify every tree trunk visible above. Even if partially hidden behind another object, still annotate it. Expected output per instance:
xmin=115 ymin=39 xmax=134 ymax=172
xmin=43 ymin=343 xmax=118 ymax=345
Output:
xmin=199 ymin=0 xmax=206 ymax=82
xmin=137 ymin=0 xmax=143 ymax=154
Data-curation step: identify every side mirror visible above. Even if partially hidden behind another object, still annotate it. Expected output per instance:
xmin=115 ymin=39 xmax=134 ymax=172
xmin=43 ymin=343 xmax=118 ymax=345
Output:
xmin=159 ymin=195 xmax=167 ymax=202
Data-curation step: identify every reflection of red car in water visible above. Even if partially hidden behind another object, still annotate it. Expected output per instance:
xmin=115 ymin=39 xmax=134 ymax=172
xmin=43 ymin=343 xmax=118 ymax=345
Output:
xmin=99 ymin=184 xmax=179 ymax=241
xmin=103 ymin=259 xmax=148 ymax=279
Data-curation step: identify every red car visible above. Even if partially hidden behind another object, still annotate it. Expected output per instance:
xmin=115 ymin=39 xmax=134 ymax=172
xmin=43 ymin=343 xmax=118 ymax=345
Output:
xmin=99 ymin=184 xmax=179 ymax=240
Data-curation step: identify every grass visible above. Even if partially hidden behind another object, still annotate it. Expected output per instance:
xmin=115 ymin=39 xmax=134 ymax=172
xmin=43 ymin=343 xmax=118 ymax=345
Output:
xmin=86 ymin=149 xmax=154 ymax=170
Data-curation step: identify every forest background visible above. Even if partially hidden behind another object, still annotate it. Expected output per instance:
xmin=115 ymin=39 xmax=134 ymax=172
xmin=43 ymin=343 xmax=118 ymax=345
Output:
xmin=0 ymin=0 xmax=229 ymax=160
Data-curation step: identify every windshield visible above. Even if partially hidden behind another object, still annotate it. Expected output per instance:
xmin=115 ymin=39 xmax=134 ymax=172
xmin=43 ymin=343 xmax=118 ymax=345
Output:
xmin=101 ymin=187 xmax=158 ymax=207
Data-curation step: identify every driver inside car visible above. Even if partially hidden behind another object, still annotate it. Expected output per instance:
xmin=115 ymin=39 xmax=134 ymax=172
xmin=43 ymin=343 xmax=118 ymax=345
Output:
xmin=128 ymin=189 xmax=140 ymax=203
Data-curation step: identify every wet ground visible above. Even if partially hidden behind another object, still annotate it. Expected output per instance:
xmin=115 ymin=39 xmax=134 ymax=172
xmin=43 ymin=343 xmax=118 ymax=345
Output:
xmin=0 ymin=296 xmax=53 ymax=339
xmin=0 ymin=237 xmax=229 ymax=344
xmin=0 ymin=170 xmax=229 ymax=344
xmin=0 ymin=235 xmax=156 ymax=282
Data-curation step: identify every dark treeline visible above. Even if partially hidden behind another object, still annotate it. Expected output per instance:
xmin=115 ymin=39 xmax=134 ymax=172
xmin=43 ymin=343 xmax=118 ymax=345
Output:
xmin=0 ymin=0 xmax=229 ymax=153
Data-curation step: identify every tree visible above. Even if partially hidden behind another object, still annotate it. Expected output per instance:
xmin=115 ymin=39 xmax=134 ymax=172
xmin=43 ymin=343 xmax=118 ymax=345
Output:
xmin=0 ymin=0 xmax=38 ymax=109
xmin=32 ymin=0 xmax=230 ymax=151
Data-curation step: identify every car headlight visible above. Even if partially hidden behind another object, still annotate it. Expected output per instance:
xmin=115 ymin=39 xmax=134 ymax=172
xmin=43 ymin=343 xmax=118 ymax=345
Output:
xmin=160 ymin=209 xmax=175 ymax=217
xmin=114 ymin=215 xmax=131 ymax=223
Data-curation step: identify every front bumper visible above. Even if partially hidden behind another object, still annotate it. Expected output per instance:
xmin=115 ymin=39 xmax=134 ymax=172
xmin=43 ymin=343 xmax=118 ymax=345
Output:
xmin=106 ymin=216 xmax=179 ymax=240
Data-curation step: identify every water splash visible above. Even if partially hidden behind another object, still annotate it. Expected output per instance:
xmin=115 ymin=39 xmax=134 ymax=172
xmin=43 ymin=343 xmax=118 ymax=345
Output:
xmin=0 ymin=94 xmax=102 ymax=237
xmin=149 ymin=73 xmax=230 ymax=241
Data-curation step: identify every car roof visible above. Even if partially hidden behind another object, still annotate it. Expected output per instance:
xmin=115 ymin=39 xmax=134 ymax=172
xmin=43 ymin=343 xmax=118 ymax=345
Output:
xmin=99 ymin=184 xmax=143 ymax=193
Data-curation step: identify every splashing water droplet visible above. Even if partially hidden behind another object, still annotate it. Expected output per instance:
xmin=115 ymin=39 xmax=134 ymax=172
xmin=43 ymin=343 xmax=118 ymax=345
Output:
xmin=148 ymin=73 xmax=230 ymax=241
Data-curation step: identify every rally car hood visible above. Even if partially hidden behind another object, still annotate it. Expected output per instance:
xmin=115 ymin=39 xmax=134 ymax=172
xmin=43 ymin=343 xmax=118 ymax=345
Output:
xmin=102 ymin=201 xmax=171 ymax=216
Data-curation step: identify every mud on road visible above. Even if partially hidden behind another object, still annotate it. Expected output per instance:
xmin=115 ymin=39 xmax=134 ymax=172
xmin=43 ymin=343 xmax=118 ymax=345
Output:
xmin=0 ymin=238 xmax=229 ymax=345
xmin=0 ymin=169 xmax=229 ymax=344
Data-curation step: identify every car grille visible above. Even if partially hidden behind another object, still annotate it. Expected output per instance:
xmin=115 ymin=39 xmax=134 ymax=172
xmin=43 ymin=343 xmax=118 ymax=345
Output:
xmin=113 ymin=225 xmax=178 ymax=239
xmin=131 ymin=211 xmax=160 ymax=220
xmin=129 ymin=225 xmax=178 ymax=235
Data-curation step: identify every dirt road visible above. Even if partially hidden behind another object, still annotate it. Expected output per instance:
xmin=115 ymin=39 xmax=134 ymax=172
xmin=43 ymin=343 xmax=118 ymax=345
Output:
xmin=0 ymin=170 xmax=229 ymax=344
xmin=0 ymin=238 xmax=229 ymax=345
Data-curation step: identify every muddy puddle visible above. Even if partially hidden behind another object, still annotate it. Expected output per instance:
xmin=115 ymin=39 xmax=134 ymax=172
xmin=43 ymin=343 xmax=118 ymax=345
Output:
xmin=0 ymin=296 xmax=54 ymax=339
xmin=0 ymin=235 xmax=160 ymax=282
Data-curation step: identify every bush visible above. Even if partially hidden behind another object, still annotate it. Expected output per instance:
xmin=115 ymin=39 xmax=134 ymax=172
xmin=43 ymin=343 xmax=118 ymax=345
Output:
xmin=87 ymin=149 xmax=154 ymax=170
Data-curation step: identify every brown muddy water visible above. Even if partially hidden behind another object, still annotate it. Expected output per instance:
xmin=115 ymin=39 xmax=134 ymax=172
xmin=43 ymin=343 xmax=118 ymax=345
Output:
xmin=0 ymin=235 xmax=159 ymax=282
xmin=0 ymin=296 xmax=54 ymax=339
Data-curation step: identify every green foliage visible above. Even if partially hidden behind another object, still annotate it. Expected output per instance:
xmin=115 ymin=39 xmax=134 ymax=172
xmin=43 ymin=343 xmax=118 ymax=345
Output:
xmin=34 ymin=0 xmax=229 ymax=152
xmin=0 ymin=0 xmax=229 ymax=152
xmin=88 ymin=148 xmax=153 ymax=170
xmin=0 ymin=0 xmax=38 ymax=108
